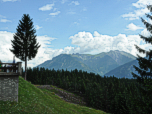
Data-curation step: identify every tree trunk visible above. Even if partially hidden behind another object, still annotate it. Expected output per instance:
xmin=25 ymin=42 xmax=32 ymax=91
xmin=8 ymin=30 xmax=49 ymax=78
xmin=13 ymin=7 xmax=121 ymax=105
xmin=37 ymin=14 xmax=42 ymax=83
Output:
xmin=25 ymin=56 xmax=27 ymax=81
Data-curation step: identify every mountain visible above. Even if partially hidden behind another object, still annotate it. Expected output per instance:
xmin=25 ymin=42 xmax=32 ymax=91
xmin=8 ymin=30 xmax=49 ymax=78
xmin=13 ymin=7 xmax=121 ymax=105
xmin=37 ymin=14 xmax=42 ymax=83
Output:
xmin=34 ymin=54 xmax=97 ymax=75
xmin=33 ymin=50 xmax=138 ymax=78
xmin=69 ymin=50 xmax=138 ymax=76
xmin=104 ymin=56 xmax=152 ymax=79
xmin=104 ymin=59 xmax=139 ymax=79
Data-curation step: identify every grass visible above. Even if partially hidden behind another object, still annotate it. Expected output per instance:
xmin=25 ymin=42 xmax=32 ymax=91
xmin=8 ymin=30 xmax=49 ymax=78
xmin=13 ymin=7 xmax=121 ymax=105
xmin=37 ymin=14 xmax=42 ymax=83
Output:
xmin=0 ymin=76 xmax=111 ymax=114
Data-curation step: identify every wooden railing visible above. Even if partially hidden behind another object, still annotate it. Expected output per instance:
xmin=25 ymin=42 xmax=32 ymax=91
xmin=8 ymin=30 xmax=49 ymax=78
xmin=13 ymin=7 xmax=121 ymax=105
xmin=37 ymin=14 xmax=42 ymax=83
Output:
xmin=0 ymin=62 xmax=22 ymax=76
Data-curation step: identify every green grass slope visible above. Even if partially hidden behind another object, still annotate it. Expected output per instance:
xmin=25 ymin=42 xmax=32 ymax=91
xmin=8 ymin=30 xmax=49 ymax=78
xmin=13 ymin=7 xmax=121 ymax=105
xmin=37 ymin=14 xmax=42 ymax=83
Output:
xmin=0 ymin=76 xmax=110 ymax=114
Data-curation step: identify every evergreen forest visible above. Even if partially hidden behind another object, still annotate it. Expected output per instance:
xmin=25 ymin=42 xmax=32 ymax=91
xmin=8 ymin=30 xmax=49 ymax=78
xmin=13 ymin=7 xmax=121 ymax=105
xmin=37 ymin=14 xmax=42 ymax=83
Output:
xmin=21 ymin=66 xmax=152 ymax=114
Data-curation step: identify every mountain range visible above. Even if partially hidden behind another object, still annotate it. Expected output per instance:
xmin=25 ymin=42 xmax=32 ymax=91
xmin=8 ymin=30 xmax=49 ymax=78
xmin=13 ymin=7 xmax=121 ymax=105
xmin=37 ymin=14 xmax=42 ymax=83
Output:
xmin=32 ymin=50 xmax=152 ymax=79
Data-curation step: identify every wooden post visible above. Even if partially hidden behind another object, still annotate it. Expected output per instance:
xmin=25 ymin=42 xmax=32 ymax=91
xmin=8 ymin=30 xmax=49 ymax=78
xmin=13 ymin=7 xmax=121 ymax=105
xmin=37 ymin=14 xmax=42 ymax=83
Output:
xmin=17 ymin=62 xmax=22 ymax=76
xmin=0 ymin=60 xmax=2 ymax=72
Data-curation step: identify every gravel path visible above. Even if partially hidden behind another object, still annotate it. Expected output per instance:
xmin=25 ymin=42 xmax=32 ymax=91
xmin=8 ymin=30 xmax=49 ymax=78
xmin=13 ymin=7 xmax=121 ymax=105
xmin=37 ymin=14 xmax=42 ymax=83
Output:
xmin=33 ymin=85 xmax=87 ymax=106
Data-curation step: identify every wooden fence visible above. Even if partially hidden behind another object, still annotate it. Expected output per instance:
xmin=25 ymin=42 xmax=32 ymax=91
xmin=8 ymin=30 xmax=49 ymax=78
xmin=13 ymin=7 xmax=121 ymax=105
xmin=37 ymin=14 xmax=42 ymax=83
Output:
xmin=0 ymin=62 xmax=22 ymax=103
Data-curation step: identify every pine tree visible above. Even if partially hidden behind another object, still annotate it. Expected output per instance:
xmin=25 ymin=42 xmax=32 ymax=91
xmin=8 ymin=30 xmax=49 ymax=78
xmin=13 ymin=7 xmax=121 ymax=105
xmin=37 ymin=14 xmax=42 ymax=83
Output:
xmin=131 ymin=4 xmax=152 ymax=113
xmin=9 ymin=14 xmax=41 ymax=81
xmin=131 ymin=4 xmax=152 ymax=90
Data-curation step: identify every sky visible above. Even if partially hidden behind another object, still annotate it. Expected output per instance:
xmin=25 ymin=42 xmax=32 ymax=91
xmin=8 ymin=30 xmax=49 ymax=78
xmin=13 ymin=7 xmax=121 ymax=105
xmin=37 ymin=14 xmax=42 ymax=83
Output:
xmin=1 ymin=0 xmax=152 ymax=72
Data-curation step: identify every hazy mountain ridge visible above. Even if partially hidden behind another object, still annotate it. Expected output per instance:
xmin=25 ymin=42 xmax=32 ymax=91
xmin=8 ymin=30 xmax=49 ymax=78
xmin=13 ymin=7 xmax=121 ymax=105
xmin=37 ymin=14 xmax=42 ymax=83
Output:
xmin=104 ymin=59 xmax=139 ymax=79
xmin=35 ymin=54 xmax=97 ymax=75
xmin=105 ymin=50 xmax=138 ymax=65
xmin=33 ymin=50 xmax=139 ymax=79
xmin=69 ymin=50 xmax=138 ymax=75
xmin=104 ymin=56 xmax=152 ymax=79
xmin=69 ymin=54 xmax=120 ymax=75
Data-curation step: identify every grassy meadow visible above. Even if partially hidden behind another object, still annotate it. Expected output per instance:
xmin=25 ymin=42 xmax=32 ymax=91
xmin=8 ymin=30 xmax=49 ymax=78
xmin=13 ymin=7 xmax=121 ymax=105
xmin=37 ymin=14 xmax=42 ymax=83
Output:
xmin=0 ymin=76 xmax=111 ymax=114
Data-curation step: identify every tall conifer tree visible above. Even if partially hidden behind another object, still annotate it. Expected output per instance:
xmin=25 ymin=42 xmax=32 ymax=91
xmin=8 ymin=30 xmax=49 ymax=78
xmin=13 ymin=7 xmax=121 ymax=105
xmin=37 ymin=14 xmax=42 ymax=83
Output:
xmin=9 ymin=14 xmax=41 ymax=81
xmin=131 ymin=5 xmax=152 ymax=112
xmin=131 ymin=4 xmax=152 ymax=90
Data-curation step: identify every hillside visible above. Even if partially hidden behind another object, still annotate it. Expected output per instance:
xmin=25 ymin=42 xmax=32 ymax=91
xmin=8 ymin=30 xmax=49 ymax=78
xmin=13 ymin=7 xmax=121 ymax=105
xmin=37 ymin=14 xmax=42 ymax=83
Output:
xmin=104 ymin=59 xmax=139 ymax=79
xmin=104 ymin=56 xmax=152 ymax=79
xmin=0 ymin=76 xmax=110 ymax=114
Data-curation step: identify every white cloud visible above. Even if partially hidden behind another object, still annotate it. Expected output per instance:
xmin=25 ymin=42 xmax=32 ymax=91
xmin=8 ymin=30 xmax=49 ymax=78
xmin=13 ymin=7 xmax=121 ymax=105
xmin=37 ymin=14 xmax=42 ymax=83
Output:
xmin=132 ymin=0 xmax=152 ymax=8
xmin=69 ymin=31 xmax=152 ymax=58
xmin=69 ymin=19 xmax=81 ymax=27
xmin=139 ymin=18 xmax=152 ymax=37
xmin=35 ymin=25 xmax=42 ymax=30
xmin=53 ymin=8 xmax=57 ymax=11
xmin=125 ymin=23 xmax=144 ymax=31
xmin=67 ymin=11 xmax=76 ymax=14
xmin=140 ymin=29 xmax=152 ymax=37
xmin=122 ymin=0 xmax=152 ymax=20
xmin=122 ymin=8 xmax=150 ymax=20
xmin=39 ymin=4 xmax=54 ymax=11
xmin=0 ymin=19 xmax=11 ymax=22
xmin=45 ymin=18 xmax=50 ymax=21
xmin=83 ymin=7 xmax=87 ymax=11
xmin=69 ymin=1 xmax=80 ymax=5
xmin=61 ymin=0 xmax=68 ymax=4
xmin=2 ymin=0 xmax=18 ymax=2
xmin=94 ymin=31 xmax=101 ymax=37
xmin=73 ymin=22 xmax=78 ymax=25
xmin=0 ymin=15 xmax=6 ymax=18
xmin=49 ymin=11 xmax=61 ymax=16
xmin=0 ymin=15 xmax=11 ymax=23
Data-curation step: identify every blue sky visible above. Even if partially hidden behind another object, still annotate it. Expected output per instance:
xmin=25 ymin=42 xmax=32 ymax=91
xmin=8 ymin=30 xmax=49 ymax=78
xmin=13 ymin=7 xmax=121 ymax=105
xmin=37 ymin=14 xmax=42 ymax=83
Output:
xmin=0 ymin=0 xmax=152 ymax=72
